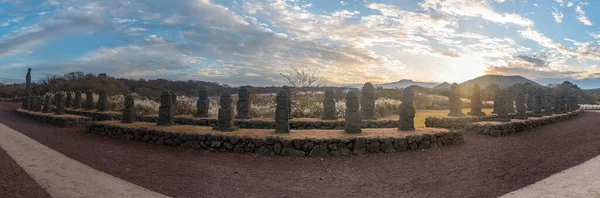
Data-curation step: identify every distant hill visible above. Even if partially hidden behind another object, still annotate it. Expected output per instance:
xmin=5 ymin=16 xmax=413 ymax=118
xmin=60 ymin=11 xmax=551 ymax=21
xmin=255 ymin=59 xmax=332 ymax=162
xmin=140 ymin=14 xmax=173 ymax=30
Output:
xmin=433 ymin=82 xmax=452 ymax=90
xmin=459 ymin=75 xmax=540 ymax=89
xmin=376 ymin=79 xmax=438 ymax=89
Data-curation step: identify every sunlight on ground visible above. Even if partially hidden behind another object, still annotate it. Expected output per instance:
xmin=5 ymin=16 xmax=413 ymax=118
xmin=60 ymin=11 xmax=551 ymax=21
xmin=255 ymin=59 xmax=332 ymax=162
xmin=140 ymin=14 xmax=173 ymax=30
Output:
xmin=381 ymin=108 xmax=494 ymax=128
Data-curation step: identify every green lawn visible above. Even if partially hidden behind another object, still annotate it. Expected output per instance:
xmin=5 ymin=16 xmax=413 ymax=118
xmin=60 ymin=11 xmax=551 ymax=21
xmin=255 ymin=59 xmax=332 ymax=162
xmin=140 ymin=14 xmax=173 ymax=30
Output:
xmin=381 ymin=108 xmax=494 ymax=128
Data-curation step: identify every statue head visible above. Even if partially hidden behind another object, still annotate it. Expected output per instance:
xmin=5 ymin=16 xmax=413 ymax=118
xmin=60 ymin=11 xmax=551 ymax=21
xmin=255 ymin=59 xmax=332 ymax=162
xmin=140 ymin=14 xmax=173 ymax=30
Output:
xmin=219 ymin=91 xmax=232 ymax=108
xmin=451 ymin=83 xmax=460 ymax=96
xmin=403 ymin=87 xmax=414 ymax=108
xmin=238 ymin=86 xmax=249 ymax=100
xmin=125 ymin=94 xmax=134 ymax=107
xmin=160 ymin=91 xmax=171 ymax=107
xmin=472 ymin=84 xmax=480 ymax=95
xmin=198 ymin=87 xmax=208 ymax=99
xmin=362 ymin=82 xmax=374 ymax=97
xmin=276 ymin=90 xmax=289 ymax=110
xmin=346 ymin=89 xmax=360 ymax=112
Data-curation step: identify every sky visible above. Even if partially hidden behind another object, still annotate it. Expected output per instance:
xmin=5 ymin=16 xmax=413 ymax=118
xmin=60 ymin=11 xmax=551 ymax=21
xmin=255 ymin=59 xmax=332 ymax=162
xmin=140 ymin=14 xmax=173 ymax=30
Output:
xmin=3 ymin=0 xmax=600 ymax=88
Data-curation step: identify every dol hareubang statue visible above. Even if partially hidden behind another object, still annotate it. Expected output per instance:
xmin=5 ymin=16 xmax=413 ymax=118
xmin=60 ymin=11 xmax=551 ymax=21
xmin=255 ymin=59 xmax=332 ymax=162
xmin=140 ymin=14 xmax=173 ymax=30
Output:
xmin=398 ymin=87 xmax=415 ymax=131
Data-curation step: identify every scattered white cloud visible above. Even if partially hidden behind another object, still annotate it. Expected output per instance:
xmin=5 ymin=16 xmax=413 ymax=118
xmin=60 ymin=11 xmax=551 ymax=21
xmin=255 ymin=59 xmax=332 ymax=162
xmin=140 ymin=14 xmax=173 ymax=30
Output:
xmin=552 ymin=9 xmax=563 ymax=23
xmin=575 ymin=5 xmax=592 ymax=26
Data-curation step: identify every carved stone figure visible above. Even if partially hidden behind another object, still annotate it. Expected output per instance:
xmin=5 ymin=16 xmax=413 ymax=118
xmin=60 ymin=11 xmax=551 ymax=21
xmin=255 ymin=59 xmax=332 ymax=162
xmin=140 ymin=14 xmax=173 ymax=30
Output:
xmin=194 ymin=87 xmax=209 ymax=117
xmin=448 ymin=83 xmax=465 ymax=117
xmin=345 ymin=89 xmax=362 ymax=134
xmin=122 ymin=94 xmax=136 ymax=123
xmin=514 ymin=88 xmax=527 ymax=120
xmin=542 ymin=91 xmax=553 ymax=116
xmin=170 ymin=91 xmax=177 ymax=115
xmin=322 ymin=89 xmax=336 ymax=120
xmin=73 ymin=91 xmax=82 ymax=109
xmin=506 ymin=88 xmax=515 ymax=113
xmin=22 ymin=96 xmax=30 ymax=110
xmin=467 ymin=84 xmax=486 ymax=116
xmin=65 ymin=92 xmax=73 ymax=108
xmin=25 ymin=68 xmax=31 ymax=95
xmin=361 ymin=82 xmax=376 ymax=120
xmin=96 ymin=89 xmax=108 ymax=112
xmin=33 ymin=95 xmax=42 ymax=112
xmin=43 ymin=95 xmax=52 ymax=113
xmin=85 ymin=90 xmax=94 ymax=110
xmin=282 ymin=86 xmax=292 ymax=119
xmin=157 ymin=91 xmax=174 ymax=126
xmin=236 ymin=86 xmax=251 ymax=119
xmin=532 ymin=90 xmax=543 ymax=117
xmin=495 ymin=90 xmax=510 ymax=122
xmin=275 ymin=90 xmax=290 ymax=133
xmin=398 ymin=87 xmax=416 ymax=131
xmin=527 ymin=91 xmax=535 ymax=111
xmin=215 ymin=91 xmax=236 ymax=131
xmin=55 ymin=93 xmax=65 ymax=115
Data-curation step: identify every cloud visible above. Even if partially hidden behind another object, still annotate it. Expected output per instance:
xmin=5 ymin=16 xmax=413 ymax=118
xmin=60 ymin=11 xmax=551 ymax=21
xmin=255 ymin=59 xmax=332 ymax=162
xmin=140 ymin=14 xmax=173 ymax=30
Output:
xmin=575 ymin=5 xmax=592 ymax=26
xmin=420 ymin=0 xmax=533 ymax=26
xmin=441 ymin=51 xmax=461 ymax=57
xmin=552 ymin=9 xmax=563 ymax=23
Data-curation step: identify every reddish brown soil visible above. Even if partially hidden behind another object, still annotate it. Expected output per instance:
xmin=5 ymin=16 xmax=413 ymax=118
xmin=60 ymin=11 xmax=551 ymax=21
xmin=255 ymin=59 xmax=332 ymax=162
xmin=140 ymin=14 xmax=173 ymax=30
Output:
xmin=0 ymin=146 xmax=51 ymax=198
xmin=2 ymin=102 xmax=600 ymax=198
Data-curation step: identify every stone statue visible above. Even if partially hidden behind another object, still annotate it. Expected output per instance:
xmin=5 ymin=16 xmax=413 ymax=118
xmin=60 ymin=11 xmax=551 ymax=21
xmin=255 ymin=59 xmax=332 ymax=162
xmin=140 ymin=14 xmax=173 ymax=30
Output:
xmin=554 ymin=95 xmax=565 ymax=114
xmin=85 ymin=90 xmax=94 ymax=110
xmin=22 ymin=96 xmax=30 ymax=110
xmin=122 ymin=94 xmax=136 ymax=123
xmin=398 ymin=87 xmax=416 ymax=131
xmin=467 ymin=84 xmax=486 ymax=116
xmin=170 ymin=91 xmax=177 ymax=115
xmin=282 ymin=86 xmax=292 ymax=119
xmin=157 ymin=91 xmax=174 ymax=126
xmin=25 ymin=68 xmax=31 ymax=95
xmin=361 ymin=82 xmax=376 ymax=120
xmin=55 ymin=93 xmax=65 ymax=115
xmin=531 ymin=90 xmax=543 ymax=117
xmin=542 ymin=91 xmax=552 ymax=116
xmin=96 ymin=89 xmax=108 ymax=112
xmin=322 ymin=89 xmax=336 ymax=120
xmin=29 ymin=95 xmax=36 ymax=111
xmin=506 ymin=88 xmax=515 ymax=113
xmin=345 ymin=89 xmax=362 ymax=134
xmin=33 ymin=95 xmax=42 ymax=112
xmin=65 ymin=92 xmax=73 ymax=108
xmin=527 ymin=91 xmax=535 ymax=111
xmin=215 ymin=91 xmax=236 ymax=131
xmin=448 ymin=83 xmax=465 ymax=117
xmin=194 ymin=87 xmax=209 ymax=117
xmin=514 ymin=88 xmax=527 ymax=120
xmin=43 ymin=95 xmax=52 ymax=113
xmin=73 ymin=91 xmax=82 ymax=109
xmin=275 ymin=90 xmax=290 ymax=133
xmin=235 ymin=86 xmax=251 ymax=119
xmin=495 ymin=89 xmax=510 ymax=122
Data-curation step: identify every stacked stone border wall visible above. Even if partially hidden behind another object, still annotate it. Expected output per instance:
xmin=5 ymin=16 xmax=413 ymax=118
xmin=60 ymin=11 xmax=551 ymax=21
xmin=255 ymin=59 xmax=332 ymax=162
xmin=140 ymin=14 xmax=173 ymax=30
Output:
xmin=85 ymin=123 xmax=464 ymax=157
xmin=14 ymin=109 xmax=91 ymax=127
xmin=63 ymin=109 xmax=401 ymax=130
xmin=425 ymin=112 xmax=535 ymax=129
xmin=464 ymin=109 xmax=584 ymax=137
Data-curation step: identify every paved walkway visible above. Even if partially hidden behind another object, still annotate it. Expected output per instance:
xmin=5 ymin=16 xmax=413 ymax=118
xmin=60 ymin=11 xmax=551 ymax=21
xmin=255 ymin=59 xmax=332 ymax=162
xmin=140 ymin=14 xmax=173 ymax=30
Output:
xmin=0 ymin=123 xmax=169 ymax=198
xmin=502 ymin=155 xmax=600 ymax=198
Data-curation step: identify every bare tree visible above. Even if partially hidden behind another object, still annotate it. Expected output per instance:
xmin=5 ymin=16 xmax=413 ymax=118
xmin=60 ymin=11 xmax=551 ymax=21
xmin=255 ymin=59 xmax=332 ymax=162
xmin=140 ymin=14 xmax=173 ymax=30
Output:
xmin=280 ymin=64 xmax=325 ymax=89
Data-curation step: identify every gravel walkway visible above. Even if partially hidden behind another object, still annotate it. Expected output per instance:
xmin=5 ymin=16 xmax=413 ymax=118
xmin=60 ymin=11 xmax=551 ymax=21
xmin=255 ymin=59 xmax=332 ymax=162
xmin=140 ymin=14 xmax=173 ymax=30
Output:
xmin=2 ymin=102 xmax=600 ymax=197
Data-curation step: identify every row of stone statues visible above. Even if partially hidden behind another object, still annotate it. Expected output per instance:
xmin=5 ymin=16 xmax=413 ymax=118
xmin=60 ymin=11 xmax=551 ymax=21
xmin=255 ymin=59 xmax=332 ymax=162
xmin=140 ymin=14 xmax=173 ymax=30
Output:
xmin=21 ymin=89 xmax=113 ymax=114
xmin=446 ymin=83 xmax=580 ymax=122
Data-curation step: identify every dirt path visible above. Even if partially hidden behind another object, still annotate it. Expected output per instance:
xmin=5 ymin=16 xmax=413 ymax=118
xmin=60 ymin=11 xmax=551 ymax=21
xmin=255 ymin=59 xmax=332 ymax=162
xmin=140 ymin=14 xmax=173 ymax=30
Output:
xmin=0 ymin=123 xmax=169 ymax=198
xmin=0 ymin=146 xmax=50 ymax=198
xmin=2 ymin=102 xmax=600 ymax=197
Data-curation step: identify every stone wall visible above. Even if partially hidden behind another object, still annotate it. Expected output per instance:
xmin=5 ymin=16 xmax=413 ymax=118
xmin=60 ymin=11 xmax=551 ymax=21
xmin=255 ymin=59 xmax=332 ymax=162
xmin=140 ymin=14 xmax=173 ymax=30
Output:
xmin=14 ymin=109 xmax=91 ymax=127
xmin=425 ymin=112 xmax=536 ymax=129
xmin=85 ymin=123 xmax=464 ymax=157
xmin=464 ymin=109 xmax=584 ymax=137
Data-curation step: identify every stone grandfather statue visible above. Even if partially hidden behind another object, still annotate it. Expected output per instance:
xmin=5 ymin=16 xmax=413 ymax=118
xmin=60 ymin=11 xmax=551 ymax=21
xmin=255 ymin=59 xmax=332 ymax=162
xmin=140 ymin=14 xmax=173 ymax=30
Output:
xmin=275 ymin=90 xmax=290 ymax=133
xmin=194 ymin=87 xmax=209 ymax=117
xmin=467 ymin=84 xmax=486 ymax=116
xmin=215 ymin=91 xmax=236 ymax=131
xmin=55 ymin=93 xmax=65 ymax=115
xmin=73 ymin=91 xmax=82 ymax=109
xmin=361 ymin=82 xmax=376 ymax=120
xmin=321 ymin=89 xmax=336 ymax=120
xmin=448 ymin=83 xmax=465 ymax=117
xmin=122 ymin=94 xmax=136 ymax=123
xmin=85 ymin=90 xmax=94 ymax=110
xmin=236 ymin=86 xmax=251 ymax=119
xmin=495 ymin=89 xmax=510 ymax=122
xmin=96 ymin=89 xmax=108 ymax=112
xmin=398 ymin=87 xmax=416 ymax=131
xmin=157 ymin=91 xmax=174 ymax=126
xmin=345 ymin=89 xmax=362 ymax=134
xmin=43 ymin=94 xmax=52 ymax=113
xmin=514 ymin=88 xmax=527 ymax=120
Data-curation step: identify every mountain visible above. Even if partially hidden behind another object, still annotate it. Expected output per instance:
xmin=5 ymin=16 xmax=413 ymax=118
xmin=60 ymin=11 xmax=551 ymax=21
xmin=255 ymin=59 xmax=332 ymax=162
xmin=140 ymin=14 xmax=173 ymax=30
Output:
xmin=376 ymin=79 xmax=439 ymax=89
xmin=459 ymin=75 xmax=540 ymax=89
xmin=433 ymin=82 xmax=452 ymax=90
